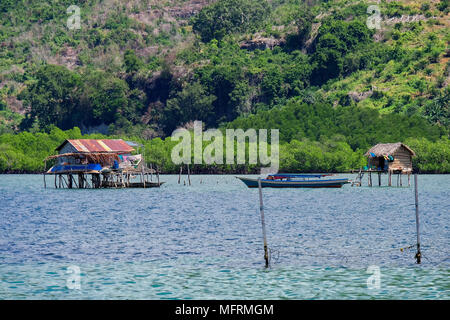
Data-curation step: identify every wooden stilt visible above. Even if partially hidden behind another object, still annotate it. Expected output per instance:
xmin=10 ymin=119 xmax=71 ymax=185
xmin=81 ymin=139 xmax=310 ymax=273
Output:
xmin=43 ymin=160 xmax=47 ymax=189
xmin=378 ymin=172 xmax=381 ymax=187
xmin=187 ymin=164 xmax=191 ymax=186
xmin=68 ymin=174 xmax=73 ymax=189
xmin=258 ymin=178 xmax=269 ymax=268
xmin=72 ymin=176 xmax=79 ymax=188
xmin=59 ymin=174 xmax=67 ymax=188
xmin=388 ymin=170 xmax=392 ymax=187
xmin=414 ymin=174 xmax=421 ymax=264
xmin=408 ymin=173 xmax=411 ymax=187
xmin=178 ymin=166 xmax=182 ymax=184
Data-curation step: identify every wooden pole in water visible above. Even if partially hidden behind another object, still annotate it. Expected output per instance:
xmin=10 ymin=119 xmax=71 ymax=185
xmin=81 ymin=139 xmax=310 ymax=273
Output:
xmin=43 ymin=160 xmax=47 ymax=188
xmin=178 ymin=166 xmax=182 ymax=184
xmin=187 ymin=164 xmax=191 ymax=186
xmin=258 ymin=177 xmax=269 ymax=268
xmin=141 ymin=165 xmax=145 ymax=188
xmin=414 ymin=174 xmax=421 ymax=264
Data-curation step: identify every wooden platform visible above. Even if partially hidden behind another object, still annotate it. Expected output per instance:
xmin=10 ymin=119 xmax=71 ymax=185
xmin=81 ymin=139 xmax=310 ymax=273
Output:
xmin=43 ymin=170 xmax=163 ymax=189
xmin=351 ymin=168 xmax=412 ymax=187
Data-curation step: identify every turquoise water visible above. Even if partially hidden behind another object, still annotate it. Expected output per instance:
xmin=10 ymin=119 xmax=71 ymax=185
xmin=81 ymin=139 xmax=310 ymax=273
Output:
xmin=0 ymin=174 xmax=448 ymax=299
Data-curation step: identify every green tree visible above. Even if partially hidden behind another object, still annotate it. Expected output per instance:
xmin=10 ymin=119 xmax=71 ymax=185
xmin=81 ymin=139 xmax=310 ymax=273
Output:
xmin=162 ymin=82 xmax=216 ymax=133
xmin=192 ymin=0 xmax=270 ymax=42
xmin=124 ymin=49 xmax=143 ymax=73
xmin=20 ymin=65 xmax=82 ymax=131
xmin=82 ymin=71 xmax=129 ymax=125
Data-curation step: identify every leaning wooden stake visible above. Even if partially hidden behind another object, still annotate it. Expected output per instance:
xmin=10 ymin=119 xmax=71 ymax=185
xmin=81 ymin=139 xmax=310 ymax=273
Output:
xmin=414 ymin=174 xmax=421 ymax=264
xmin=258 ymin=177 xmax=269 ymax=268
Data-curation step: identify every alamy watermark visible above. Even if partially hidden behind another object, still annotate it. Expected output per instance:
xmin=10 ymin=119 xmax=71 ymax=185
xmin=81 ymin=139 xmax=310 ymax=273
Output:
xmin=367 ymin=4 xmax=435 ymax=30
xmin=366 ymin=265 xmax=381 ymax=290
xmin=67 ymin=5 xmax=81 ymax=30
xmin=66 ymin=265 xmax=81 ymax=290
xmin=171 ymin=121 xmax=279 ymax=175
xmin=367 ymin=5 xmax=381 ymax=30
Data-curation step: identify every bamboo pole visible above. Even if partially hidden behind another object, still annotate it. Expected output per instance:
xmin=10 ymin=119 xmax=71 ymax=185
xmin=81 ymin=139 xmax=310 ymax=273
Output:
xmin=72 ymin=176 xmax=79 ymax=189
xmin=157 ymin=168 xmax=160 ymax=187
xmin=68 ymin=173 xmax=73 ymax=189
xmin=60 ymin=174 xmax=68 ymax=189
xmin=43 ymin=160 xmax=47 ymax=189
xmin=178 ymin=166 xmax=182 ymax=184
xmin=414 ymin=174 xmax=421 ymax=264
xmin=187 ymin=164 xmax=191 ymax=186
xmin=142 ymin=165 xmax=145 ymax=188
xmin=258 ymin=178 xmax=269 ymax=268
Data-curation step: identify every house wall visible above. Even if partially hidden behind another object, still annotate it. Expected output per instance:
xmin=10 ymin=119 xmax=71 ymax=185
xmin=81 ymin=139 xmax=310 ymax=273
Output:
xmin=58 ymin=143 xmax=78 ymax=164
xmin=389 ymin=146 xmax=412 ymax=171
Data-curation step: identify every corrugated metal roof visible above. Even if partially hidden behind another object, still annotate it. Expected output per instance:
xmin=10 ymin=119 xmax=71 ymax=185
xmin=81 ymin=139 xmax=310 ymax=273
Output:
xmin=56 ymin=139 xmax=135 ymax=153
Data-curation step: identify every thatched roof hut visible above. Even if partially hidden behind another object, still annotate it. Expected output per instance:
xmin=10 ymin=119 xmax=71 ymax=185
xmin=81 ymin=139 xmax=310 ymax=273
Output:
xmin=365 ymin=142 xmax=415 ymax=172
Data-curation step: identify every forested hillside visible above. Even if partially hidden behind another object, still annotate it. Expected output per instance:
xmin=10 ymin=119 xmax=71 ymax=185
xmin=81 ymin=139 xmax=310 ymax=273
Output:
xmin=0 ymin=0 xmax=449 ymax=173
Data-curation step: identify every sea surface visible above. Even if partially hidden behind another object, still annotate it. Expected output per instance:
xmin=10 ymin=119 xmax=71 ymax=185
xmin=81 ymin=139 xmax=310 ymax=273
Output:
xmin=0 ymin=174 xmax=448 ymax=299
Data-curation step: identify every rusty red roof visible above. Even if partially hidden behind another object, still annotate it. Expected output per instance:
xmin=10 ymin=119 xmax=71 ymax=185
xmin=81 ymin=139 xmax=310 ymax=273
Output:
xmin=56 ymin=139 xmax=135 ymax=153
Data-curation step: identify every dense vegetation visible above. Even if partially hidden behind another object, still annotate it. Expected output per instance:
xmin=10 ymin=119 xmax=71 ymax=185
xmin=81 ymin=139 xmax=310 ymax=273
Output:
xmin=0 ymin=0 xmax=449 ymax=173
xmin=1 ymin=125 xmax=449 ymax=174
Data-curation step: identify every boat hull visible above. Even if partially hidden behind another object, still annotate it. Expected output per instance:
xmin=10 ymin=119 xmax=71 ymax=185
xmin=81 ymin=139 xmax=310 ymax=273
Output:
xmin=237 ymin=177 xmax=349 ymax=188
